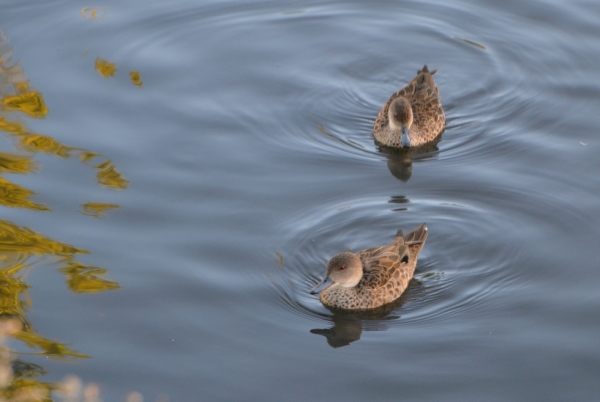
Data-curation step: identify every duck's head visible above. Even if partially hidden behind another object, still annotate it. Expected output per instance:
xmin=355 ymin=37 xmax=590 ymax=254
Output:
xmin=310 ymin=252 xmax=363 ymax=294
xmin=388 ymin=97 xmax=413 ymax=147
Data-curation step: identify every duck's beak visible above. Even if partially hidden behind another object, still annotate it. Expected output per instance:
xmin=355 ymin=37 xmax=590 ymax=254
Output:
xmin=401 ymin=126 xmax=411 ymax=148
xmin=310 ymin=276 xmax=334 ymax=294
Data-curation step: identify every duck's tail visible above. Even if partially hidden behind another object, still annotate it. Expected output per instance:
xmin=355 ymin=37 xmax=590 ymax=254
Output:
xmin=404 ymin=223 xmax=428 ymax=244
xmin=418 ymin=65 xmax=437 ymax=75
xmin=395 ymin=224 xmax=428 ymax=243
xmin=403 ymin=223 xmax=428 ymax=260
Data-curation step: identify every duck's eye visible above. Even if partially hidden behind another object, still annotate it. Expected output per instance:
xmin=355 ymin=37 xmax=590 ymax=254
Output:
xmin=338 ymin=266 xmax=346 ymax=271
xmin=394 ymin=114 xmax=399 ymax=120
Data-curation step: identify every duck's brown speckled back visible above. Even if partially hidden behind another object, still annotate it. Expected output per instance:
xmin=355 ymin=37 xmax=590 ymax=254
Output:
xmin=373 ymin=66 xmax=445 ymax=148
xmin=319 ymin=224 xmax=428 ymax=310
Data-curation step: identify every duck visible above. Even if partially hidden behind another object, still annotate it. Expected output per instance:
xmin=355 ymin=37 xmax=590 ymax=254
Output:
xmin=310 ymin=224 xmax=428 ymax=310
xmin=373 ymin=66 xmax=445 ymax=148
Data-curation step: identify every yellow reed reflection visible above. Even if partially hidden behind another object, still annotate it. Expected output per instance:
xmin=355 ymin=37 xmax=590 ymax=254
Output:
xmin=0 ymin=256 xmax=90 ymax=401
xmin=0 ymin=117 xmax=24 ymax=134
xmin=0 ymin=38 xmax=128 ymax=190
xmin=16 ymin=133 xmax=76 ymax=158
xmin=95 ymin=161 xmax=129 ymax=189
xmin=0 ymin=27 xmax=126 ymax=400
xmin=0 ymin=219 xmax=84 ymax=256
xmin=1 ymin=91 xmax=48 ymax=118
xmin=0 ymin=319 xmax=54 ymax=400
xmin=81 ymin=202 xmax=120 ymax=218
xmin=0 ymin=153 xmax=37 ymax=174
xmin=94 ymin=58 xmax=116 ymax=78
xmin=0 ymin=223 xmax=109 ymax=356
xmin=81 ymin=7 xmax=105 ymax=20
xmin=0 ymin=314 xmax=90 ymax=401
xmin=129 ymin=70 xmax=143 ymax=87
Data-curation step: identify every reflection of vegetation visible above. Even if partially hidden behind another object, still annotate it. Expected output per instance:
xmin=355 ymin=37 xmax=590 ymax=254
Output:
xmin=0 ymin=319 xmax=55 ymax=400
xmin=0 ymin=28 xmax=126 ymax=400
xmin=94 ymin=58 xmax=116 ymax=78
xmin=81 ymin=202 xmax=120 ymax=218
xmin=17 ymin=133 xmax=76 ymax=158
xmin=81 ymin=7 xmax=105 ymax=20
xmin=0 ymin=219 xmax=83 ymax=256
xmin=1 ymin=90 xmax=48 ymax=118
xmin=0 ymin=108 xmax=128 ymax=191
xmin=0 ymin=261 xmax=86 ymax=400
xmin=129 ymin=70 xmax=143 ymax=87
xmin=95 ymin=161 xmax=129 ymax=189
xmin=96 ymin=60 xmax=145 ymax=89
xmin=0 ymin=178 xmax=48 ymax=211
xmin=0 ymin=153 xmax=37 ymax=174
xmin=60 ymin=262 xmax=120 ymax=293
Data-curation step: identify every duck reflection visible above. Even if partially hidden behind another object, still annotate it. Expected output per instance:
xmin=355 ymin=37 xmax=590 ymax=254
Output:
xmin=388 ymin=194 xmax=410 ymax=212
xmin=378 ymin=141 xmax=439 ymax=182
xmin=0 ymin=28 xmax=126 ymax=399
xmin=310 ymin=278 xmax=420 ymax=348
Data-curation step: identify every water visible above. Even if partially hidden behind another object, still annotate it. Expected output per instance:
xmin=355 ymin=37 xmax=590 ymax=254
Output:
xmin=1 ymin=0 xmax=600 ymax=400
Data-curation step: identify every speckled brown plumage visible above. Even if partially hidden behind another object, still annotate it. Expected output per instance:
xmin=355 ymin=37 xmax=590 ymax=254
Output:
xmin=312 ymin=224 xmax=428 ymax=310
xmin=373 ymin=65 xmax=445 ymax=148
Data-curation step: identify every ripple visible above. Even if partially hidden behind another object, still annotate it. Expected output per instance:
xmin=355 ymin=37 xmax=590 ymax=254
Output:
xmin=265 ymin=170 xmax=594 ymax=336
xmin=153 ymin=0 xmax=600 ymax=345
xmin=7 ymin=0 xmax=600 ymax=396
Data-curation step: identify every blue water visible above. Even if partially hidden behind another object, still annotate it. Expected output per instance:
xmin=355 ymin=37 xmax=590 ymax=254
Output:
xmin=1 ymin=0 xmax=600 ymax=400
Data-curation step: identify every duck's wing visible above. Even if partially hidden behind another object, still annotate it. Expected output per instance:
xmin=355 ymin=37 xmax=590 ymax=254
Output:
xmin=359 ymin=245 xmax=384 ymax=259
xmin=411 ymin=67 xmax=444 ymax=128
xmin=360 ymin=245 xmax=411 ymax=288
xmin=375 ymin=66 xmax=439 ymax=127
xmin=394 ymin=73 xmax=421 ymax=101
xmin=359 ymin=236 xmax=403 ymax=261
xmin=358 ymin=227 xmax=410 ymax=262
xmin=390 ymin=65 xmax=435 ymax=102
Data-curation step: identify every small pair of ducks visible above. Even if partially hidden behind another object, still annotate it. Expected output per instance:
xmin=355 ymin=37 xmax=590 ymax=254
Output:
xmin=310 ymin=66 xmax=444 ymax=310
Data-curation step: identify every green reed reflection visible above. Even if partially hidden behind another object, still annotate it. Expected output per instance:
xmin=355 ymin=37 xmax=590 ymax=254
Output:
xmin=0 ymin=27 xmax=126 ymax=400
xmin=60 ymin=262 xmax=120 ymax=293
xmin=0 ymin=220 xmax=82 ymax=255
xmin=0 ymin=178 xmax=48 ymax=211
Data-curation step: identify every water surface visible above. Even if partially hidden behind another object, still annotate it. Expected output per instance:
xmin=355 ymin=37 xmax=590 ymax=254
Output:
xmin=1 ymin=0 xmax=600 ymax=400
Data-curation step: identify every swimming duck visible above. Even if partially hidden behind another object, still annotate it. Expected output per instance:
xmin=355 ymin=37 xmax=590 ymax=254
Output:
xmin=373 ymin=66 xmax=445 ymax=148
xmin=310 ymin=224 xmax=428 ymax=310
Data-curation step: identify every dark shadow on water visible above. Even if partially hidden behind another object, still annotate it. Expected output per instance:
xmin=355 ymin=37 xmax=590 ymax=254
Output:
xmin=377 ymin=140 xmax=440 ymax=182
xmin=388 ymin=194 xmax=410 ymax=212
xmin=310 ymin=278 xmax=420 ymax=348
